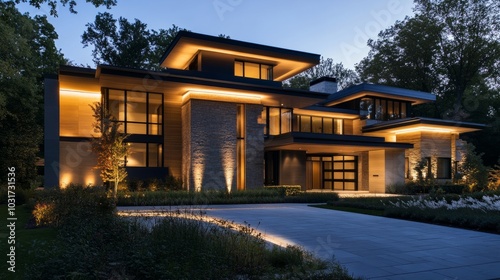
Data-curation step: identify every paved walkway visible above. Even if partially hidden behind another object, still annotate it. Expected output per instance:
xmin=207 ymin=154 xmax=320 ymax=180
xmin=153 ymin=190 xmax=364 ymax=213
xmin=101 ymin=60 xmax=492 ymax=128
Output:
xmin=118 ymin=204 xmax=500 ymax=279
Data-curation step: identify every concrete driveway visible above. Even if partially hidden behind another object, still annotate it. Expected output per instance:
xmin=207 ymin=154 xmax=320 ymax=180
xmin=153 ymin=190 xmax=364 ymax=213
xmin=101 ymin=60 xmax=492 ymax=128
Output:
xmin=118 ymin=203 xmax=500 ymax=279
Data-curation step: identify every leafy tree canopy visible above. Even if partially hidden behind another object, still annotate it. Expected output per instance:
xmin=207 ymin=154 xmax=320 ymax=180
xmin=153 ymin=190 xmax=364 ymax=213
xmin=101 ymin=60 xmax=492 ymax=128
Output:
xmin=12 ymin=0 xmax=116 ymax=17
xmin=284 ymin=57 xmax=360 ymax=91
xmin=82 ymin=12 xmax=187 ymax=70
xmin=357 ymin=0 xmax=500 ymax=166
xmin=0 ymin=2 xmax=65 ymax=188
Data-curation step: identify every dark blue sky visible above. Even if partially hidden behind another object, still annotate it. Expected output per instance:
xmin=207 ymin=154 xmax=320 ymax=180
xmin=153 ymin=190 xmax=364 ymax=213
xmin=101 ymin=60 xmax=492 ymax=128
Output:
xmin=19 ymin=0 xmax=415 ymax=69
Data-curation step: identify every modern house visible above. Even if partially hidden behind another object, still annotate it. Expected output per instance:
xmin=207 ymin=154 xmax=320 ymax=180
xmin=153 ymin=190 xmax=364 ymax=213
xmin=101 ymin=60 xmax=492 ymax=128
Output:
xmin=44 ymin=31 xmax=484 ymax=193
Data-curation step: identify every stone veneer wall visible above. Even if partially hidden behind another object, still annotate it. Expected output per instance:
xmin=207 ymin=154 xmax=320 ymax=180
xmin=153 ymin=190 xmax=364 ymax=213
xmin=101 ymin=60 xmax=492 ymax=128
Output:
xmin=397 ymin=132 xmax=453 ymax=180
xmin=182 ymin=100 xmax=264 ymax=191
xmin=245 ymin=104 xmax=265 ymax=189
xmin=359 ymin=151 xmax=369 ymax=191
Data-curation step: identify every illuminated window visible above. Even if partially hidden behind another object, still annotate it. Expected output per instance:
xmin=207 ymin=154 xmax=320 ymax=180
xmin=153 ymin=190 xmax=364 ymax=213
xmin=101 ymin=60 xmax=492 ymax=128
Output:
xmin=234 ymin=60 xmax=273 ymax=80
xmin=126 ymin=143 xmax=163 ymax=167
xmin=292 ymin=115 xmax=343 ymax=135
xmin=104 ymin=89 xmax=163 ymax=135
xmin=263 ymin=107 xmax=292 ymax=135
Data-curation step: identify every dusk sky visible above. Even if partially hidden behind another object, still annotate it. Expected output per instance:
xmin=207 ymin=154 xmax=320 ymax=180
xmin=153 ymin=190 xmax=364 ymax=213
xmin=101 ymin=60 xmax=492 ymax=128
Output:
xmin=18 ymin=0 xmax=415 ymax=70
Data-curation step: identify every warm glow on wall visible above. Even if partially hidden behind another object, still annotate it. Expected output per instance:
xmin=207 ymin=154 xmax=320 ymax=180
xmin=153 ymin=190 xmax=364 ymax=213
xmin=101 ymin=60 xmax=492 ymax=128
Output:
xmin=182 ymin=90 xmax=262 ymax=104
xmin=84 ymin=174 xmax=96 ymax=186
xmin=221 ymin=146 xmax=234 ymax=193
xmin=60 ymin=89 xmax=101 ymax=98
xmin=392 ymin=126 xmax=454 ymax=135
xmin=192 ymin=151 xmax=205 ymax=192
xmin=60 ymin=173 xmax=72 ymax=189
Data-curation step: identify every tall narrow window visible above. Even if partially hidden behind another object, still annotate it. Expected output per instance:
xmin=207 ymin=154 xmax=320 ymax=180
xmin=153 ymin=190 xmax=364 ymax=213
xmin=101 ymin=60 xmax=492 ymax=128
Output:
xmin=334 ymin=119 xmax=343 ymax=134
xmin=268 ymin=107 xmax=280 ymax=135
xmin=280 ymin=109 xmax=291 ymax=134
xmin=237 ymin=104 xmax=246 ymax=191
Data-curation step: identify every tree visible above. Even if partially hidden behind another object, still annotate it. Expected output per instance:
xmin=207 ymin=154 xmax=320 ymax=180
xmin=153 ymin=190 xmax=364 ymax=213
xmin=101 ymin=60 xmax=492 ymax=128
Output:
xmin=358 ymin=0 xmax=500 ymax=119
xmin=0 ymin=2 xmax=64 ymax=188
xmin=90 ymin=102 xmax=129 ymax=199
xmin=357 ymin=0 xmax=500 ymax=166
xmin=284 ymin=57 xmax=360 ymax=91
xmin=82 ymin=12 xmax=188 ymax=70
xmin=414 ymin=0 xmax=500 ymax=118
xmin=12 ymin=0 xmax=116 ymax=17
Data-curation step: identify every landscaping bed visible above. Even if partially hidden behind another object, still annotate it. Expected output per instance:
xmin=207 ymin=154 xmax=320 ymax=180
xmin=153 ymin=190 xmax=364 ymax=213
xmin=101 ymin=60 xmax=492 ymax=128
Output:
xmin=319 ymin=192 xmax=500 ymax=234
xmin=4 ymin=186 xmax=357 ymax=279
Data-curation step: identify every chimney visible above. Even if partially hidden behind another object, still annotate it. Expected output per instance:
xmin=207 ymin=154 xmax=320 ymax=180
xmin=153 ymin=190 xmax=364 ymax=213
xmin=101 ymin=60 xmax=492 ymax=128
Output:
xmin=309 ymin=77 xmax=338 ymax=94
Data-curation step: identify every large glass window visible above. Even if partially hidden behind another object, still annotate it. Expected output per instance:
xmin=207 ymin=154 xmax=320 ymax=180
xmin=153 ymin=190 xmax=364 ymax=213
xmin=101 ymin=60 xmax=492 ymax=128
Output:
xmin=104 ymin=89 xmax=163 ymax=135
xmin=293 ymin=115 xmax=343 ymax=135
xmin=360 ymin=97 xmax=410 ymax=121
xmin=234 ymin=60 xmax=273 ymax=80
xmin=126 ymin=143 xmax=163 ymax=167
xmin=264 ymin=107 xmax=292 ymax=136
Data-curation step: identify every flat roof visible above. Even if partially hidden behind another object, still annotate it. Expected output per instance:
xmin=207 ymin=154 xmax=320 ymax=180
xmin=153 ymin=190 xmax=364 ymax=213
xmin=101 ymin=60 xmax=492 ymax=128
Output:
xmin=362 ymin=117 xmax=486 ymax=134
xmin=159 ymin=31 xmax=320 ymax=81
xmin=265 ymin=132 xmax=413 ymax=153
xmin=322 ymin=83 xmax=436 ymax=106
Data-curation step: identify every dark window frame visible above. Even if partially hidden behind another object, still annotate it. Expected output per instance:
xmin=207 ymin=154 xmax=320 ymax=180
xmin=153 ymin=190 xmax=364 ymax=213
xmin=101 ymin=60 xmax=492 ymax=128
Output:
xmin=358 ymin=96 xmax=411 ymax=121
xmin=235 ymin=60 xmax=273 ymax=80
xmin=103 ymin=88 xmax=164 ymax=167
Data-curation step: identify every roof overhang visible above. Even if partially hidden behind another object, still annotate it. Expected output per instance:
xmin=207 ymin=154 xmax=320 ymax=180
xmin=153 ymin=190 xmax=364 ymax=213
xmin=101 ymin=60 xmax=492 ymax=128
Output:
xmin=323 ymin=83 xmax=436 ymax=106
xmin=362 ymin=117 xmax=486 ymax=135
xmin=265 ymin=132 xmax=413 ymax=154
xmin=294 ymin=106 xmax=359 ymax=119
xmin=160 ymin=31 xmax=320 ymax=81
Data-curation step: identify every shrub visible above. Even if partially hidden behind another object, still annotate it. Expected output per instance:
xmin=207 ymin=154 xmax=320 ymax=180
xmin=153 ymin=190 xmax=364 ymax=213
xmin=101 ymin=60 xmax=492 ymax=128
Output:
xmin=458 ymin=143 xmax=489 ymax=191
xmin=387 ymin=181 xmax=467 ymax=195
xmin=264 ymin=185 xmax=302 ymax=196
xmin=31 ymin=184 xmax=115 ymax=228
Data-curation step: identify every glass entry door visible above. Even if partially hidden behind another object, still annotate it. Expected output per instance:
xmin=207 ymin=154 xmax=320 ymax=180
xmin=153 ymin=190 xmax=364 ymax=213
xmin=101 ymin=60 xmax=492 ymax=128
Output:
xmin=307 ymin=155 xmax=358 ymax=190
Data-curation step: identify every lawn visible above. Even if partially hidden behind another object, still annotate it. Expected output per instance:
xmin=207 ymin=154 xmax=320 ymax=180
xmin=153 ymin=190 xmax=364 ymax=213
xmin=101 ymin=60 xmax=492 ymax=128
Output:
xmin=0 ymin=204 xmax=57 ymax=279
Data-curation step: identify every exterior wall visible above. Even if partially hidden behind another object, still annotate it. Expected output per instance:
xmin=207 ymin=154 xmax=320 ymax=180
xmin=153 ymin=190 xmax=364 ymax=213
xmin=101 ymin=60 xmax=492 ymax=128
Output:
xmin=164 ymin=97 xmax=183 ymax=179
xmin=181 ymin=101 xmax=192 ymax=190
xmin=59 ymin=141 xmax=102 ymax=187
xmin=343 ymin=119 xmax=354 ymax=135
xmin=397 ymin=132 xmax=453 ymax=180
xmin=182 ymin=99 xmax=264 ymax=191
xmin=359 ymin=151 xmax=369 ymax=191
xmin=352 ymin=119 xmax=363 ymax=135
xmin=44 ymin=76 xmax=60 ymax=188
xmin=183 ymin=100 xmax=237 ymax=191
xmin=368 ymin=149 xmax=405 ymax=193
xmin=397 ymin=132 xmax=422 ymax=180
xmin=279 ymin=150 xmax=307 ymax=188
xmin=245 ymin=104 xmax=265 ymax=189
xmin=369 ymin=150 xmax=386 ymax=193
xmin=200 ymin=51 xmax=234 ymax=76
xmin=385 ymin=149 xmax=405 ymax=188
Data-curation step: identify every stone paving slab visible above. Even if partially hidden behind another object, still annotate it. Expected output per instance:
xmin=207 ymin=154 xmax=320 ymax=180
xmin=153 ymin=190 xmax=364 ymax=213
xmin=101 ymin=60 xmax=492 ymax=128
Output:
xmin=118 ymin=204 xmax=500 ymax=279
